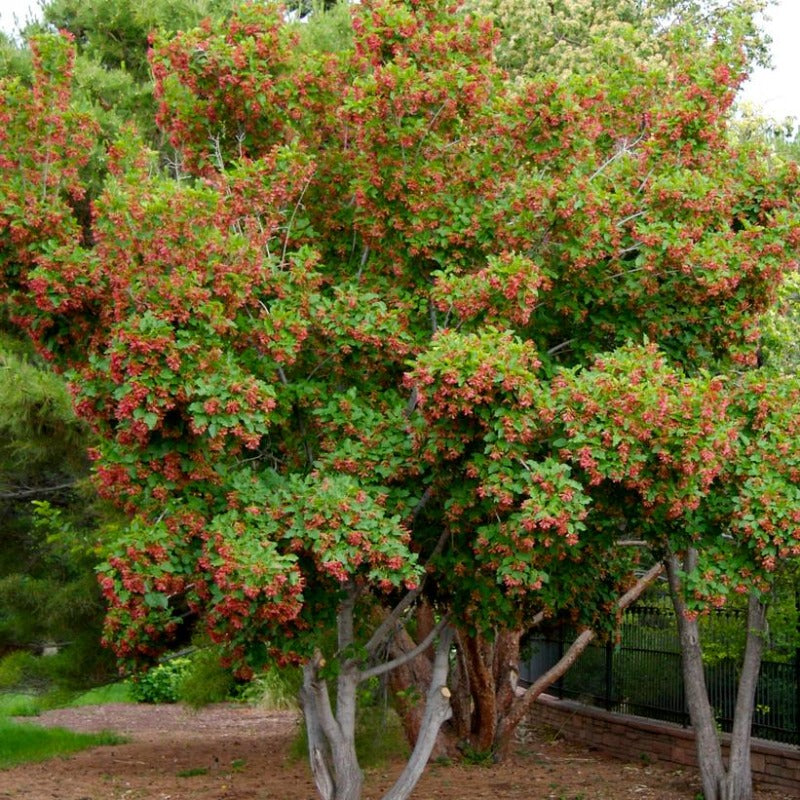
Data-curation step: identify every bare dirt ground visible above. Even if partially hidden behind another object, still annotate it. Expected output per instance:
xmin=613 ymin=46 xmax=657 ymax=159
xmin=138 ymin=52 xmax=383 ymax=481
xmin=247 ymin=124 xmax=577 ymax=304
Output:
xmin=0 ymin=703 xmax=795 ymax=800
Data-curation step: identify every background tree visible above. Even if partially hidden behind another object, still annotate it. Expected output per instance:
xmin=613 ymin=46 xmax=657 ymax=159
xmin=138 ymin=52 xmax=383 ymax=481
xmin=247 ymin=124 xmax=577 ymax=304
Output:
xmin=0 ymin=335 xmax=115 ymax=686
xmin=464 ymin=0 xmax=773 ymax=79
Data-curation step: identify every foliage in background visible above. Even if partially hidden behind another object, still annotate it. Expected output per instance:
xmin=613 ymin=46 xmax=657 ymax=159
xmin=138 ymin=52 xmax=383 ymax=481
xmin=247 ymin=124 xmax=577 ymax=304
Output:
xmin=129 ymin=656 xmax=192 ymax=703
xmin=464 ymin=0 xmax=773 ymax=79
xmin=238 ymin=664 xmax=302 ymax=710
xmin=0 ymin=341 xmax=117 ymax=688
xmin=289 ymin=677 xmax=409 ymax=769
xmin=176 ymin=647 xmax=236 ymax=706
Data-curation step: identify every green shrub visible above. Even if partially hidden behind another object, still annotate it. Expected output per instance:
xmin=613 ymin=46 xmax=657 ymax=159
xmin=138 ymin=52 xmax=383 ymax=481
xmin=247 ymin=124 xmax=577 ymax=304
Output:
xmin=0 ymin=638 xmax=116 ymax=696
xmin=0 ymin=692 xmax=40 ymax=717
xmin=0 ymin=652 xmax=36 ymax=689
xmin=69 ymin=682 xmax=134 ymax=706
xmin=354 ymin=705 xmax=408 ymax=767
xmin=242 ymin=666 xmax=301 ymax=711
xmin=129 ymin=658 xmax=191 ymax=704
xmin=177 ymin=650 xmax=235 ymax=708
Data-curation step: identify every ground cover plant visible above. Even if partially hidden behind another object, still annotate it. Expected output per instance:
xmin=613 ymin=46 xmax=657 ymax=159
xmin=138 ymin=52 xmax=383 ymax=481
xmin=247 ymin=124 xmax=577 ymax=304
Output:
xmin=2 ymin=2 xmax=800 ymax=799
xmin=0 ymin=703 xmax=124 ymax=769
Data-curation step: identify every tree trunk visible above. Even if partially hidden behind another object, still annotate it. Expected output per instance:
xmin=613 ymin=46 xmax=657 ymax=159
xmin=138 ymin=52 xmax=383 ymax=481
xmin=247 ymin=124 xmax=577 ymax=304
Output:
xmin=492 ymin=629 xmax=522 ymax=728
xmin=300 ymin=586 xmax=457 ymax=800
xmin=463 ymin=631 xmax=499 ymax=752
xmin=387 ymin=564 xmax=663 ymax=763
xmin=385 ymin=607 xmax=455 ymax=760
xmin=448 ymin=630 xmax=473 ymax=743
xmin=667 ymin=552 xmax=768 ymax=800
xmin=299 ymin=586 xmax=364 ymax=800
xmin=381 ymin=626 xmax=455 ymax=800
xmin=492 ymin=563 xmax=664 ymax=759
xmin=720 ymin=593 xmax=767 ymax=800
xmin=668 ymin=552 xmax=726 ymax=800
xmin=300 ymin=653 xmax=364 ymax=800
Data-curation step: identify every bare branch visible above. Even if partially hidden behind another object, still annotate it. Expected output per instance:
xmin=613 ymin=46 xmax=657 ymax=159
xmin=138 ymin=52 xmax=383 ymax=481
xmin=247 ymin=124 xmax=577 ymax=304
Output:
xmin=429 ymin=298 xmax=439 ymax=334
xmin=405 ymin=387 xmax=419 ymax=416
xmin=0 ymin=481 xmax=77 ymax=500
xmin=364 ymin=528 xmax=448 ymax=656
xmin=616 ymin=562 xmax=664 ymax=610
xmin=360 ymin=615 xmax=450 ymax=683
xmin=587 ymin=129 xmax=646 ymax=183
xmin=413 ymin=101 xmax=447 ymax=160
xmin=529 ymin=609 xmax=546 ymax=629
xmin=356 ymin=246 xmax=370 ymax=281
xmin=547 ymin=339 xmax=574 ymax=357
xmin=494 ymin=562 xmax=664 ymax=752
xmin=381 ymin=624 xmax=454 ymax=800
xmin=616 ymin=210 xmax=646 ymax=228
xmin=410 ymin=486 xmax=434 ymax=523
xmin=281 ymin=177 xmax=312 ymax=264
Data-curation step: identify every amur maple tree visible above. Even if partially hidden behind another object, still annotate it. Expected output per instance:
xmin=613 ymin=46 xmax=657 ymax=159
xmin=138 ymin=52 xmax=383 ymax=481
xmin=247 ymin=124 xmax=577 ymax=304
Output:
xmin=2 ymin=3 xmax=800 ymax=799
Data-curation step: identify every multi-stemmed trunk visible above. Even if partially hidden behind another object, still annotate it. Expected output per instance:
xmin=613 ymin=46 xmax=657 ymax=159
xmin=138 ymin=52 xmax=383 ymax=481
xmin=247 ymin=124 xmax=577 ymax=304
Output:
xmin=300 ymin=652 xmax=364 ymax=800
xmin=387 ymin=564 xmax=663 ymax=762
xmin=298 ymin=584 xmax=455 ymax=800
xmin=667 ymin=551 xmax=768 ymax=800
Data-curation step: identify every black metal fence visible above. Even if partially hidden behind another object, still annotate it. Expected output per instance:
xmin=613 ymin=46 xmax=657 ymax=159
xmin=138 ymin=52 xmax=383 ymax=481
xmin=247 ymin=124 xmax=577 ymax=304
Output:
xmin=520 ymin=604 xmax=800 ymax=746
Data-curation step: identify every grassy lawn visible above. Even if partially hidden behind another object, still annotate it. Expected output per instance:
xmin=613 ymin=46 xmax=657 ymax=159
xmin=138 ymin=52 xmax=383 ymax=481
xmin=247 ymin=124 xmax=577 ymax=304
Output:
xmin=68 ymin=682 xmax=135 ymax=707
xmin=0 ymin=717 xmax=125 ymax=769
xmin=0 ymin=684 xmax=131 ymax=769
xmin=0 ymin=683 xmax=134 ymax=717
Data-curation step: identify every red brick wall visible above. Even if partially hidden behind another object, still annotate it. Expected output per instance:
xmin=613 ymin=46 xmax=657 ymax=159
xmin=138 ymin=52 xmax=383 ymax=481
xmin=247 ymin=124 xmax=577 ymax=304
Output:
xmin=532 ymin=693 xmax=800 ymax=796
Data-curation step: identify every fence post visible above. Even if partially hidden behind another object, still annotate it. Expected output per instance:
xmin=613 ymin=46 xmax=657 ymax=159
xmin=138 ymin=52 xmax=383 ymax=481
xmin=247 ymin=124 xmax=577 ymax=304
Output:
xmin=795 ymin=645 xmax=800 ymax=744
xmin=605 ymin=640 xmax=613 ymax=711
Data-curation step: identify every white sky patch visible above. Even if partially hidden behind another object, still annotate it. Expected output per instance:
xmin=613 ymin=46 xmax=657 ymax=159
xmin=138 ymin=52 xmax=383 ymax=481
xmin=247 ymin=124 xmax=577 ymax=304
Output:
xmin=0 ymin=0 xmax=41 ymax=39
xmin=739 ymin=1 xmax=800 ymax=123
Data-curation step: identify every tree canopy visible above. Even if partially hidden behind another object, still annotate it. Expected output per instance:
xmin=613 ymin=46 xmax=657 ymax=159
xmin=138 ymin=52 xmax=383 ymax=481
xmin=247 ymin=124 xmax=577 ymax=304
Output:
xmin=1 ymin=2 xmax=800 ymax=798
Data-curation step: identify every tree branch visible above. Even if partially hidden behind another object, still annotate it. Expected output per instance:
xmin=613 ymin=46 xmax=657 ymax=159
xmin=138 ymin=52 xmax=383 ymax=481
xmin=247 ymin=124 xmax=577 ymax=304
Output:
xmin=364 ymin=528 xmax=448 ymax=656
xmin=547 ymin=339 xmax=574 ymax=357
xmin=494 ymin=562 xmax=664 ymax=754
xmin=0 ymin=481 xmax=77 ymax=499
xmin=381 ymin=624 xmax=454 ymax=800
xmin=360 ymin=615 xmax=450 ymax=683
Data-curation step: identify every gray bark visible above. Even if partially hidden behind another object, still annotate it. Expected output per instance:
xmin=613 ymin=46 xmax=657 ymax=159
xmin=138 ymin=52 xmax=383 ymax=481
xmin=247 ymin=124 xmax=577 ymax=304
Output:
xmin=668 ymin=551 xmax=726 ymax=800
xmin=300 ymin=652 xmax=336 ymax=800
xmin=299 ymin=586 xmax=364 ymax=800
xmin=381 ymin=625 xmax=455 ymax=800
xmin=300 ymin=582 xmax=455 ymax=800
xmin=721 ymin=592 xmax=767 ymax=800
xmin=667 ymin=551 xmax=767 ymax=800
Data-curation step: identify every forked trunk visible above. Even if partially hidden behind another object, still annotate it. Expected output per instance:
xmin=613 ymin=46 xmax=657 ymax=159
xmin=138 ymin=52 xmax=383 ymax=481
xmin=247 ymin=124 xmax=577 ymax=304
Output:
xmin=451 ymin=628 xmax=521 ymax=754
xmin=300 ymin=654 xmax=363 ymax=800
xmin=667 ymin=552 xmax=768 ymax=800
xmin=300 ymin=595 xmax=456 ymax=800
xmin=386 ymin=565 xmax=663 ymax=763
xmin=386 ymin=606 xmax=454 ymax=760
xmin=381 ymin=626 xmax=455 ymax=800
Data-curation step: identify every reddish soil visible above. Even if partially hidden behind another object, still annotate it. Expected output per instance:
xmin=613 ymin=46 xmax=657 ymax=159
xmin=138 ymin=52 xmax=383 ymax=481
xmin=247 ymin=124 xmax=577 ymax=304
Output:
xmin=0 ymin=703 xmax=794 ymax=800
